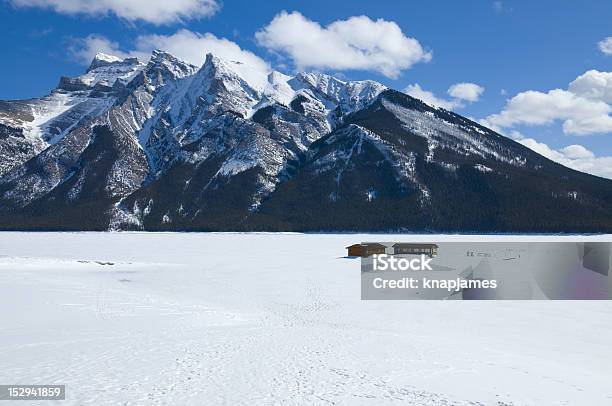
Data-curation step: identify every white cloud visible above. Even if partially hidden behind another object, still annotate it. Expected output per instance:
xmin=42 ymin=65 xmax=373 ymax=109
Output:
xmin=404 ymin=84 xmax=462 ymax=110
xmin=447 ymin=82 xmax=485 ymax=102
xmin=255 ymin=11 xmax=431 ymax=78
xmin=10 ymin=0 xmax=219 ymax=25
xmin=70 ymin=30 xmax=269 ymax=71
xmin=493 ymin=1 xmax=503 ymax=13
xmin=485 ymin=70 xmax=612 ymax=135
xmin=598 ymin=37 xmax=612 ymax=55
xmin=404 ymin=82 xmax=484 ymax=110
xmin=568 ymin=70 xmax=612 ymax=103
xmin=560 ymin=144 xmax=595 ymax=159
xmin=515 ymin=136 xmax=612 ymax=179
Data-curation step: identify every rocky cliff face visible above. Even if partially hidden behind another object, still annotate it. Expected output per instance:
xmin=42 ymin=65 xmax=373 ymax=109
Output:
xmin=0 ymin=50 xmax=611 ymax=232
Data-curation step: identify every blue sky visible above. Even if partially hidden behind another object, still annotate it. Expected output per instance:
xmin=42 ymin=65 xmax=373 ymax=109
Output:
xmin=1 ymin=0 xmax=611 ymax=176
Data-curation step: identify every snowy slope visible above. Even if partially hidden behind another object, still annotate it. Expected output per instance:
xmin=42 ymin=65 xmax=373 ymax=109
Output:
xmin=0 ymin=54 xmax=145 ymax=176
xmin=1 ymin=232 xmax=611 ymax=405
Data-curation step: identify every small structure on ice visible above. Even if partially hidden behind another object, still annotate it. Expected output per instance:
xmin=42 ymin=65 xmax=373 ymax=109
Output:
xmin=346 ymin=243 xmax=387 ymax=257
xmin=392 ymin=243 xmax=438 ymax=257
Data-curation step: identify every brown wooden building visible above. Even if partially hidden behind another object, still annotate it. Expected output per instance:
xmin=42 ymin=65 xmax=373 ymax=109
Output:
xmin=392 ymin=243 xmax=438 ymax=257
xmin=346 ymin=243 xmax=387 ymax=257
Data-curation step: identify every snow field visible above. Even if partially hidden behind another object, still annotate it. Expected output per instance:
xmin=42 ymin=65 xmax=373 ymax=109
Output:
xmin=0 ymin=232 xmax=611 ymax=405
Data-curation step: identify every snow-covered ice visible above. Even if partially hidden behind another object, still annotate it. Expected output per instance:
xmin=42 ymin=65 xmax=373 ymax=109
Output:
xmin=1 ymin=232 xmax=611 ymax=405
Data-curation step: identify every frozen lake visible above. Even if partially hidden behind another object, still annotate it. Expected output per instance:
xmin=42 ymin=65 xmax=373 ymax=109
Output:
xmin=1 ymin=232 xmax=611 ymax=405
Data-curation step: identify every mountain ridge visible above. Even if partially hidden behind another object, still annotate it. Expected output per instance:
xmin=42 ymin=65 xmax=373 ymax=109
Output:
xmin=0 ymin=50 xmax=611 ymax=232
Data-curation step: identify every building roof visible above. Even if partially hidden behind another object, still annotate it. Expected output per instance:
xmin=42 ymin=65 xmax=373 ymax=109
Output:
xmin=346 ymin=243 xmax=386 ymax=249
xmin=362 ymin=243 xmax=387 ymax=249
xmin=392 ymin=243 xmax=438 ymax=248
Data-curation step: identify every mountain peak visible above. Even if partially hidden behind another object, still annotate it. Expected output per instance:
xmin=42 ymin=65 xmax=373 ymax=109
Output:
xmin=148 ymin=49 xmax=197 ymax=73
xmin=200 ymin=52 xmax=273 ymax=94
xmin=87 ymin=52 xmax=127 ymax=72
xmin=143 ymin=50 xmax=198 ymax=87
xmin=94 ymin=52 xmax=122 ymax=63
xmin=296 ymin=71 xmax=344 ymax=86
xmin=147 ymin=49 xmax=196 ymax=72
xmin=150 ymin=49 xmax=180 ymax=62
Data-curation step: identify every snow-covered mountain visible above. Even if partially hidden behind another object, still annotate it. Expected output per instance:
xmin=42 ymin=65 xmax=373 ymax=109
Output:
xmin=0 ymin=50 xmax=611 ymax=232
